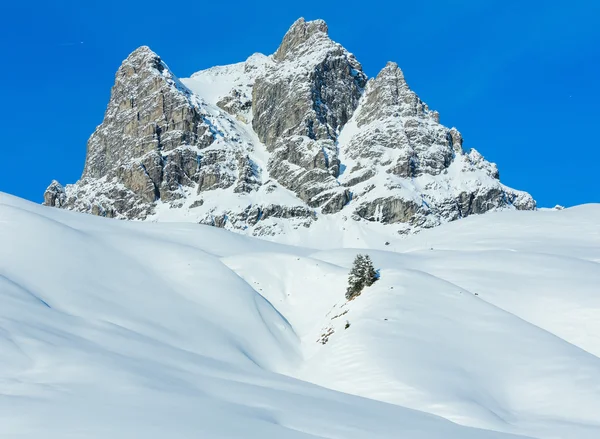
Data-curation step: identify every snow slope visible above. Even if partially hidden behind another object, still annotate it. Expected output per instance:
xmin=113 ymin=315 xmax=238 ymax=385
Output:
xmin=1 ymin=191 xmax=599 ymax=438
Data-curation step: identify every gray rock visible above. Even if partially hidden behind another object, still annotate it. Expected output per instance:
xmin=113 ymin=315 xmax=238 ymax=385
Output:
xmin=253 ymin=19 xmax=366 ymax=146
xmin=320 ymin=190 xmax=351 ymax=214
xmin=216 ymin=89 xmax=252 ymax=121
xmin=354 ymin=197 xmax=422 ymax=224
xmin=43 ymin=180 xmax=66 ymax=207
xmin=345 ymin=62 xmax=454 ymax=178
xmin=251 ymin=19 xmax=367 ymax=211
xmin=190 ymin=199 xmax=204 ymax=209
xmin=83 ymin=46 xmax=212 ymax=181
xmin=261 ymin=204 xmax=316 ymax=220
xmin=234 ymin=155 xmax=261 ymax=194
xmin=197 ymin=203 xmax=316 ymax=233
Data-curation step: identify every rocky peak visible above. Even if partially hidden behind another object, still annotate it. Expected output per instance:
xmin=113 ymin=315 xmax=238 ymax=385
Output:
xmin=43 ymin=18 xmax=535 ymax=236
xmin=82 ymin=45 xmax=207 ymax=181
xmin=121 ymin=45 xmax=165 ymax=74
xmin=356 ymin=62 xmax=433 ymax=128
xmin=335 ymin=56 xmax=535 ymax=228
xmin=250 ymin=18 xmax=369 ymax=214
xmin=373 ymin=62 xmax=410 ymax=100
xmin=254 ymin=18 xmax=366 ymax=147
xmin=46 ymin=45 xmax=267 ymax=219
xmin=273 ymin=18 xmax=329 ymax=61
xmin=377 ymin=61 xmax=406 ymax=83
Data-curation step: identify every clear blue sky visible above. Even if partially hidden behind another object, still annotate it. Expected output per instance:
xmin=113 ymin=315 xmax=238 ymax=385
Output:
xmin=1 ymin=0 xmax=598 ymax=207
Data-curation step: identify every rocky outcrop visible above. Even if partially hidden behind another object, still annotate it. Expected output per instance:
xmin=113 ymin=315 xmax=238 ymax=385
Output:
xmin=43 ymin=18 xmax=535 ymax=236
xmin=353 ymin=197 xmax=422 ymax=225
xmin=43 ymin=180 xmax=66 ymax=208
xmin=197 ymin=203 xmax=317 ymax=236
xmin=267 ymin=136 xmax=344 ymax=207
xmin=216 ymin=89 xmax=252 ymax=121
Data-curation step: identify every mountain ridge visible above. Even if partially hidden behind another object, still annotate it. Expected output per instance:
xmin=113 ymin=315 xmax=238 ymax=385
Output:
xmin=43 ymin=18 xmax=535 ymax=237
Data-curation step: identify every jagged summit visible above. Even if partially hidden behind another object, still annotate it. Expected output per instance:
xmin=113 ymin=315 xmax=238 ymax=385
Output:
xmin=125 ymin=45 xmax=160 ymax=63
xmin=355 ymin=62 xmax=422 ymax=127
xmin=273 ymin=18 xmax=330 ymax=61
xmin=376 ymin=61 xmax=408 ymax=88
xmin=44 ymin=18 xmax=535 ymax=237
xmin=82 ymin=44 xmax=198 ymax=180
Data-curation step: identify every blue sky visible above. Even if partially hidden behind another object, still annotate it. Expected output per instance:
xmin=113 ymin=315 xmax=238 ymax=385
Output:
xmin=1 ymin=0 xmax=598 ymax=207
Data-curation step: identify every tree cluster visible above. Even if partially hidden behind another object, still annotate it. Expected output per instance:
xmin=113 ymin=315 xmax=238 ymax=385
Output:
xmin=346 ymin=254 xmax=378 ymax=300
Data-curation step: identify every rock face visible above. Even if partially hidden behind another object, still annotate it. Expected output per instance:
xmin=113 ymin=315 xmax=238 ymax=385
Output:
xmin=43 ymin=180 xmax=66 ymax=207
xmin=252 ymin=18 xmax=367 ymax=212
xmin=82 ymin=46 xmax=216 ymax=209
xmin=44 ymin=18 xmax=535 ymax=237
xmin=254 ymin=19 xmax=366 ymax=145
xmin=48 ymin=46 xmax=262 ymax=219
xmin=82 ymin=46 xmax=210 ymax=180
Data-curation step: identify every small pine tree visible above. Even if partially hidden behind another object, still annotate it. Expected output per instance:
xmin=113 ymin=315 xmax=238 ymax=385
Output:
xmin=346 ymin=254 xmax=378 ymax=300
xmin=345 ymin=254 xmax=365 ymax=300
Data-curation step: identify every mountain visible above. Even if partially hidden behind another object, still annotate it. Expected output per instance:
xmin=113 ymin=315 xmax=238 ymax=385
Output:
xmin=2 ymin=191 xmax=599 ymax=438
xmin=43 ymin=18 xmax=535 ymax=237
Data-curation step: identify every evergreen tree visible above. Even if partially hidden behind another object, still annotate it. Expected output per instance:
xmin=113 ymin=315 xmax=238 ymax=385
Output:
xmin=345 ymin=254 xmax=365 ymax=300
xmin=363 ymin=255 xmax=378 ymax=287
xmin=346 ymin=254 xmax=378 ymax=300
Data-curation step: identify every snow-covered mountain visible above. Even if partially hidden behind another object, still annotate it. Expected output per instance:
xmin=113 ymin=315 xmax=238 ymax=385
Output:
xmin=6 ymin=19 xmax=599 ymax=438
xmin=2 ymin=191 xmax=599 ymax=439
xmin=43 ymin=18 xmax=534 ymax=237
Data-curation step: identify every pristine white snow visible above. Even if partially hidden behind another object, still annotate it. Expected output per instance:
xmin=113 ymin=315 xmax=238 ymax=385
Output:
xmin=182 ymin=53 xmax=272 ymax=109
xmin=1 ymin=191 xmax=599 ymax=438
